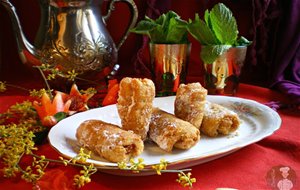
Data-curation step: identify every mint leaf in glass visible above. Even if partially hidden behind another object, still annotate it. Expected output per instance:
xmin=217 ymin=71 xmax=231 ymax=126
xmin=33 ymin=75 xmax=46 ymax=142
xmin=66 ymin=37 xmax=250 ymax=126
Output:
xmin=235 ymin=36 xmax=252 ymax=46
xmin=209 ymin=3 xmax=238 ymax=45
xmin=165 ymin=17 xmax=188 ymax=44
xmin=187 ymin=14 xmax=218 ymax=45
xmin=200 ymin=45 xmax=231 ymax=64
xmin=130 ymin=11 xmax=189 ymax=44
xmin=129 ymin=20 xmax=157 ymax=36
xmin=187 ymin=3 xmax=251 ymax=64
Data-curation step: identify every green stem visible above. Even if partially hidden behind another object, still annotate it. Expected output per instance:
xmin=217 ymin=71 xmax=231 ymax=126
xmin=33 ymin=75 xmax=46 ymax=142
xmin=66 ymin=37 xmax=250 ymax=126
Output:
xmin=74 ymin=76 xmax=100 ymax=85
xmin=15 ymin=152 xmax=28 ymax=175
xmin=161 ymin=169 xmax=192 ymax=173
xmin=31 ymin=153 xmax=84 ymax=168
xmin=6 ymin=84 xmax=29 ymax=92
xmin=35 ymin=67 xmax=52 ymax=99
xmin=31 ymin=153 xmax=192 ymax=173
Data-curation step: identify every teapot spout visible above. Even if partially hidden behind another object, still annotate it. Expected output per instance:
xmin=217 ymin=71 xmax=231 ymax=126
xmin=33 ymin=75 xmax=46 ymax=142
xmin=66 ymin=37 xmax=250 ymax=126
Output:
xmin=1 ymin=0 xmax=40 ymax=66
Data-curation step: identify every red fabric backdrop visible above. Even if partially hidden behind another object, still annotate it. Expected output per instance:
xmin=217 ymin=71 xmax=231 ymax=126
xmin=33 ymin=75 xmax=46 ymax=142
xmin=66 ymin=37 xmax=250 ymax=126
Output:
xmin=0 ymin=0 xmax=254 ymax=88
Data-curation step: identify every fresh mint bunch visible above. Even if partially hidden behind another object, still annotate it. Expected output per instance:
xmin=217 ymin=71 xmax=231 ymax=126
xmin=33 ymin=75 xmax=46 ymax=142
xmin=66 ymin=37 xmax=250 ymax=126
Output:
xmin=130 ymin=11 xmax=189 ymax=44
xmin=187 ymin=3 xmax=251 ymax=64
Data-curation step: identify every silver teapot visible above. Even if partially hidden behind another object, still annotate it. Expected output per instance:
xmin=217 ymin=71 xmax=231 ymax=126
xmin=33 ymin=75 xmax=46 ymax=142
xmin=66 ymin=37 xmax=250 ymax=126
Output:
xmin=1 ymin=0 xmax=138 ymax=81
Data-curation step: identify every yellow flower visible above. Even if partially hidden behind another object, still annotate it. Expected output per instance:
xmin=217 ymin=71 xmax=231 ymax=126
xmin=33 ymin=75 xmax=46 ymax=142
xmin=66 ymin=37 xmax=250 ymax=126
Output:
xmin=129 ymin=158 xmax=145 ymax=171
xmin=176 ymin=172 xmax=196 ymax=188
xmin=71 ymin=148 xmax=91 ymax=164
xmin=0 ymin=81 xmax=7 ymax=92
xmin=29 ymin=89 xmax=50 ymax=98
xmin=73 ymin=164 xmax=96 ymax=188
xmin=66 ymin=70 xmax=78 ymax=81
xmin=118 ymin=161 xmax=128 ymax=169
xmin=152 ymin=158 xmax=168 ymax=175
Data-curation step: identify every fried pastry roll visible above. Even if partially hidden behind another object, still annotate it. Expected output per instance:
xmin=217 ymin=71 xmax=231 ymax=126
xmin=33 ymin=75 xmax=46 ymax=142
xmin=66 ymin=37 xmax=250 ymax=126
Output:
xmin=76 ymin=119 xmax=144 ymax=163
xmin=201 ymin=101 xmax=240 ymax=137
xmin=175 ymin=82 xmax=207 ymax=129
xmin=117 ymin=77 xmax=155 ymax=140
xmin=149 ymin=108 xmax=200 ymax=152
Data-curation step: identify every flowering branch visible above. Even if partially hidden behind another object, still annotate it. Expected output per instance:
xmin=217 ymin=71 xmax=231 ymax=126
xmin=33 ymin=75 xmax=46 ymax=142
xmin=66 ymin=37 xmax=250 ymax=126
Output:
xmin=0 ymin=81 xmax=29 ymax=92
xmin=177 ymin=172 xmax=197 ymax=188
xmin=34 ymin=64 xmax=100 ymax=87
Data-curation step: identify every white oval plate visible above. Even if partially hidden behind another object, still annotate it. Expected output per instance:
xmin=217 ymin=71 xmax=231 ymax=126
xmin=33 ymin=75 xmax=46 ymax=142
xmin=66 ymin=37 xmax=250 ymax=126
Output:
xmin=48 ymin=96 xmax=281 ymax=176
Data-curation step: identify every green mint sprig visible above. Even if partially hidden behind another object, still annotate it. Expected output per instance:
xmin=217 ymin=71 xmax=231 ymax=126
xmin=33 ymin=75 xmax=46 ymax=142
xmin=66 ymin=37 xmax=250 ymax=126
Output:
xmin=130 ymin=11 xmax=189 ymax=44
xmin=187 ymin=3 xmax=251 ymax=64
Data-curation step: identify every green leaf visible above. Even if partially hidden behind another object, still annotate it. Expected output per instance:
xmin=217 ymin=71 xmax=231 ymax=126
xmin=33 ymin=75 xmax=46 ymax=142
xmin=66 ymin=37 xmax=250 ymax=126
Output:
xmin=163 ymin=11 xmax=180 ymax=25
xmin=187 ymin=14 xmax=218 ymax=45
xmin=165 ymin=17 xmax=188 ymax=43
xmin=174 ymin=17 xmax=189 ymax=29
xmin=154 ymin=14 xmax=165 ymax=25
xmin=234 ymin=36 xmax=252 ymax=46
xmin=145 ymin=16 xmax=155 ymax=23
xmin=53 ymin=112 xmax=67 ymax=122
xmin=149 ymin=25 xmax=165 ymax=43
xmin=130 ymin=11 xmax=189 ymax=44
xmin=209 ymin=3 xmax=238 ymax=44
xmin=200 ymin=45 xmax=231 ymax=64
xmin=161 ymin=12 xmax=179 ymax=33
xmin=130 ymin=20 xmax=157 ymax=36
xmin=204 ymin=10 xmax=210 ymax=26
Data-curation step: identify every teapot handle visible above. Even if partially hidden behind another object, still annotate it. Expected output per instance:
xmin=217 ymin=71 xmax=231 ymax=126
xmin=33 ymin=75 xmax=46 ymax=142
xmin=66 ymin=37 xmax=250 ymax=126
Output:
xmin=103 ymin=0 xmax=138 ymax=50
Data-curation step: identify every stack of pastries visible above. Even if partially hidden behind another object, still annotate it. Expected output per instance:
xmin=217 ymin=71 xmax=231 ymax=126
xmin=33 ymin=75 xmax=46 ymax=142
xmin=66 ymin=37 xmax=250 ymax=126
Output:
xmin=76 ymin=77 xmax=156 ymax=163
xmin=174 ymin=83 xmax=240 ymax=137
xmin=76 ymin=78 xmax=241 ymax=163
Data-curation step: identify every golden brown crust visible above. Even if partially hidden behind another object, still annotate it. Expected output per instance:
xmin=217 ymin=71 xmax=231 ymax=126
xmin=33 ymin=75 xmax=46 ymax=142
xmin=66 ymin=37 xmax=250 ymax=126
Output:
xmin=76 ymin=119 xmax=144 ymax=163
xmin=175 ymin=83 xmax=207 ymax=128
xmin=117 ymin=77 xmax=155 ymax=140
xmin=201 ymin=101 xmax=240 ymax=137
xmin=149 ymin=108 xmax=200 ymax=152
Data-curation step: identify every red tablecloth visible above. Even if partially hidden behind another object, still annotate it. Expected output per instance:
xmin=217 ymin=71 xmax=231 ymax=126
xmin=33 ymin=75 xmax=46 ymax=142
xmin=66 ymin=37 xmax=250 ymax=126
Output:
xmin=1 ymin=83 xmax=299 ymax=190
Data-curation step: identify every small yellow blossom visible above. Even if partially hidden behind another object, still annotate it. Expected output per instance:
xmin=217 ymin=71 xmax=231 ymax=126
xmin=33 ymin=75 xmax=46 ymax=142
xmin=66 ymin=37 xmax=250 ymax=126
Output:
xmin=73 ymin=164 xmax=96 ymax=188
xmin=80 ymin=87 xmax=97 ymax=95
xmin=39 ymin=63 xmax=52 ymax=70
xmin=0 ymin=81 xmax=7 ymax=92
xmin=117 ymin=161 xmax=128 ymax=169
xmin=29 ymin=89 xmax=51 ymax=98
xmin=129 ymin=158 xmax=145 ymax=172
xmin=176 ymin=172 xmax=196 ymax=188
xmin=71 ymin=148 xmax=91 ymax=164
xmin=47 ymin=73 xmax=56 ymax=80
xmin=66 ymin=70 xmax=78 ymax=81
xmin=152 ymin=158 xmax=168 ymax=175
xmin=117 ymin=158 xmax=145 ymax=173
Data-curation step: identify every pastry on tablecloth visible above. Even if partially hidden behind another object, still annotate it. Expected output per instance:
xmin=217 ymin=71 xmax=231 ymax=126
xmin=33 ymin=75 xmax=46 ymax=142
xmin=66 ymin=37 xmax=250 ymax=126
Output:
xmin=175 ymin=82 xmax=207 ymax=129
xmin=201 ymin=101 xmax=240 ymax=137
xmin=149 ymin=108 xmax=200 ymax=152
xmin=117 ymin=77 xmax=155 ymax=140
xmin=76 ymin=119 xmax=144 ymax=163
